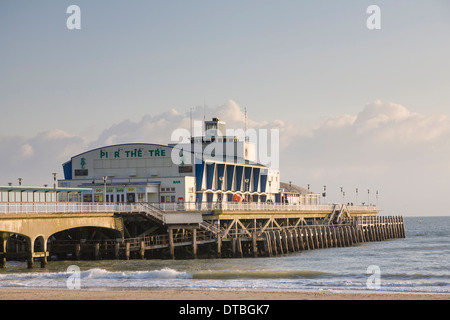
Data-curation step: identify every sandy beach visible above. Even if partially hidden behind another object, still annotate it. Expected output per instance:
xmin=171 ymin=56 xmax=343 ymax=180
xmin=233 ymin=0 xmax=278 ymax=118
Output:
xmin=0 ymin=288 xmax=448 ymax=300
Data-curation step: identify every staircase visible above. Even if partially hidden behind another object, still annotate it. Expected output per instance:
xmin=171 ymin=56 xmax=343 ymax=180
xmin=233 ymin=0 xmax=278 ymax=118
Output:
xmin=137 ymin=203 xmax=166 ymax=224
xmin=200 ymin=220 xmax=220 ymax=235
xmin=327 ymin=204 xmax=351 ymax=224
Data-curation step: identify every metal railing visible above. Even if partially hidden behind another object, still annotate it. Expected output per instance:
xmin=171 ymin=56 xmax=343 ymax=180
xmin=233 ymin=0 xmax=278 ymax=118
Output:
xmin=0 ymin=202 xmax=140 ymax=214
xmin=153 ymin=202 xmax=378 ymax=212
xmin=0 ymin=201 xmax=378 ymax=214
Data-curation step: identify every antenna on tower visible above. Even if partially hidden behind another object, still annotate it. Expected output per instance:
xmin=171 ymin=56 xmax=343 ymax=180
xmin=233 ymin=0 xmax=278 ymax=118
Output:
xmin=244 ymin=106 xmax=248 ymax=142
xmin=190 ymin=107 xmax=193 ymax=140
xmin=203 ymin=100 xmax=206 ymax=137
xmin=203 ymin=100 xmax=206 ymax=122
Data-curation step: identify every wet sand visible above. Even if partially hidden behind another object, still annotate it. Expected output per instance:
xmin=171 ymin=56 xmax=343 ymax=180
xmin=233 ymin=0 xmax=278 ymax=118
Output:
xmin=0 ymin=288 xmax=448 ymax=300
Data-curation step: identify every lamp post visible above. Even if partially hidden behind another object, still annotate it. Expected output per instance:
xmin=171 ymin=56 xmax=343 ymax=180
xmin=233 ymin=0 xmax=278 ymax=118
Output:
xmin=340 ymin=187 xmax=343 ymax=203
xmin=103 ymin=176 xmax=108 ymax=203
xmin=356 ymin=188 xmax=359 ymax=205
xmin=323 ymin=185 xmax=326 ymax=204
xmin=18 ymin=178 xmax=22 ymax=186
xmin=52 ymin=173 xmax=57 ymax=202
xmin=367 ymin=189 xmax=370 ymax=205
xmin=376 ymin=190 xmax=379 ymax=206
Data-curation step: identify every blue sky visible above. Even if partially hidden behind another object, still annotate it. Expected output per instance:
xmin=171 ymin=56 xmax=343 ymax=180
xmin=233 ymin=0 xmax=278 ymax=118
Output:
xmin=1 ymin=1 xmax=450 ymax=215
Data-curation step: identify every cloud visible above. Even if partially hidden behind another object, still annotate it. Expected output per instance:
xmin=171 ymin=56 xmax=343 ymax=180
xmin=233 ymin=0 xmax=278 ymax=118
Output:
xmin=0 ymin=129 xmax=87 ymax=186
xmin=20 ymin=143 xmax=34 ymax=157
xmin=279 ymin=100 xmax=450 ymax=215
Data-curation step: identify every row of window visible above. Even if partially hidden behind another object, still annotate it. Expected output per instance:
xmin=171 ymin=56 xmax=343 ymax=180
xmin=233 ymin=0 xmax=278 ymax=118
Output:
xmin=161 ymin=195 xmax=176 ymax=203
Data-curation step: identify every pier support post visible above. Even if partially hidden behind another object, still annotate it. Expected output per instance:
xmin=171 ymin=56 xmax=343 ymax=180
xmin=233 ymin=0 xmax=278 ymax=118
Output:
xmin=252 ymin=232 xmax=258 ymax=258
xmin=276 ymin=231 xmax=284 ymax=255
xmin=263 ymin=232 xmax=272 ymax=257
xmin=300 ymin=229 xmax=305 ymax=250
xmin=114 ymin=242 xmax=120 ymax=259
xmin=217 ymin=236 xmax=222 ymax=258
xmin=192 ymin=228 xmax=198 ymax=259
xmin=400 ymin=217 xmax=406 ymax=238
xmin=94 ymin=243 xmax=100 ymax=260
xmin=271 ymin=231 xmax=278 ymax=255
xmin=140 ymin=240 xmax=146 ymax=259
xmin=27 ymin=251 xmax=34 ymax=269
xmin=304 ymin=228 xmax=311 ymax=250
xmin=125 ymin=242 xmax=130 ymax=261
xmin=168 ymin=227 xmax=175 ymax=260
xmin=1 ymin=237 xmax=7 ymax=269
xmin=313 ymin=228 xmax=319 ymax=249
xmin=75 ymin=243 xmax=81 ymax=260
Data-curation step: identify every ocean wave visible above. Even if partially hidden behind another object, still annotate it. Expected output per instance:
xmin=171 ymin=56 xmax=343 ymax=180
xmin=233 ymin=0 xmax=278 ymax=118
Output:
xmin=80 ymin=268 xmax=191 ymax=280
xmin=0 ymin=267 xmax=191 ymax=282
xmin=193 ymin=270 xmax=334 ymax=280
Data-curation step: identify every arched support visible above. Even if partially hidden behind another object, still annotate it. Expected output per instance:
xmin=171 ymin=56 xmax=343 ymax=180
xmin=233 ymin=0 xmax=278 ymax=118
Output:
xmin=30 ymin=235 xmax=49 ymax=268
xmin=0 ymin=235 xmax=8 ymax=269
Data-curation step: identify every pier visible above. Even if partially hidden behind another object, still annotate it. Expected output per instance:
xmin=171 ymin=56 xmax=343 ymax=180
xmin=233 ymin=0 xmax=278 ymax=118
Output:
xmin=0 ymin=201 xmax=405 ymax=267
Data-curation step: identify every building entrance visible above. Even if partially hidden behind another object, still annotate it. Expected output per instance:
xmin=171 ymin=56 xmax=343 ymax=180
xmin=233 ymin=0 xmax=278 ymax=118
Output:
xmin=127 ymin=193 xmax=135 ymax=203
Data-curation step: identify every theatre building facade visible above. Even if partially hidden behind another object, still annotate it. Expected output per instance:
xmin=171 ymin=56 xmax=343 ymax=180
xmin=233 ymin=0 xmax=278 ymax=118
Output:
xmin=59 ymin=119 xmax=282 ymax=204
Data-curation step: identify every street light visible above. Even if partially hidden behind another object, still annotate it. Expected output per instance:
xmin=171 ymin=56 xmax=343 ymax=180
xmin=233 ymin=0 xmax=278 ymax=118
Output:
xmin=376 ymin=190 xmax=379 ymax=206
xmin=367 ymin=189 xmax=370 ymax=205
xmin=103 ymin=176 xmax=108 ymax=203
xmin=52 ymin=173 xmax=57 ymax=202
xmin=356 ymin=188 xmax=359 ymax=204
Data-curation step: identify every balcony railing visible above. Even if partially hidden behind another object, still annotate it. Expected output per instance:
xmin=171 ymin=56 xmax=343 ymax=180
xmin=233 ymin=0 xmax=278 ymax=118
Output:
xmin=0 ymin=201 xmax=378 ymax=214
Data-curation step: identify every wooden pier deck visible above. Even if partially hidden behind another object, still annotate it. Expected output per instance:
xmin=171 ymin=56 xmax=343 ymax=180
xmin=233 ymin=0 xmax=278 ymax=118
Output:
xmin=47 ymin=215 xmax=405 ymax=260
xmin=0 ymin=202 xmax=405 ymax=266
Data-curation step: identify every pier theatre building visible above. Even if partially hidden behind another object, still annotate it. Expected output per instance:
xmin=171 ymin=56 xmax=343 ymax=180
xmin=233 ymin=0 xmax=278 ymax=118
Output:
xmin=59 ymin=118 xmax=318 ymax=205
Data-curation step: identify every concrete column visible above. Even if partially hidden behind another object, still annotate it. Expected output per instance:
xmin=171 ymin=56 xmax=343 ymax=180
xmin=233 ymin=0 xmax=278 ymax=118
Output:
xmin=1 ymin=237 xmax=7 ymax=269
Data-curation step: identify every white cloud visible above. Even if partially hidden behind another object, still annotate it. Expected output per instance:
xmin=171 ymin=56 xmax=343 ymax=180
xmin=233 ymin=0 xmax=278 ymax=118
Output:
xmin=20 ymin=143 xmax=34 ymax=157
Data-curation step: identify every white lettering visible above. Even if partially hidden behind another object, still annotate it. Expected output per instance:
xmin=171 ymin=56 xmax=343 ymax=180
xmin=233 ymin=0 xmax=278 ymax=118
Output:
xmin=366 ymin=5 xmax=381 ymax=30
xmin=366 ymin=265 xmax=381 ymax=289
xmin=66 ymin=265 xmax=81 ymax=290
xmin=66 ymin=5 xmax=81 ymax=30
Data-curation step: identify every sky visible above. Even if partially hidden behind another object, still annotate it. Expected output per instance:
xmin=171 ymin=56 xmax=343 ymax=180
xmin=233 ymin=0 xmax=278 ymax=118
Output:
xmin=1 ymin=1 xmax=450 ymax=216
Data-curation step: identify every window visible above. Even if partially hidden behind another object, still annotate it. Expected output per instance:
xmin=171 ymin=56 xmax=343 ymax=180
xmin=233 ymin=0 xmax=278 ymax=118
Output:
xmin=75 ymin=169 xmax=89 ymax=176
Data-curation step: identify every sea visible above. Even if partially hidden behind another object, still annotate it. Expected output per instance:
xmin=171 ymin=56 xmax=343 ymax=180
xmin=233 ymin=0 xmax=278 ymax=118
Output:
xmin=0 ymin=217 xmax=449 ymax=295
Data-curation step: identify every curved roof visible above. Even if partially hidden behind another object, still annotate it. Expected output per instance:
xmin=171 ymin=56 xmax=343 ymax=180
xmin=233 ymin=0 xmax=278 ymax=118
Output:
xmin=280 ymin=182 xmax=316 ymax=194
xmin=68 ymin=143 xmax=179 ymax=160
